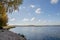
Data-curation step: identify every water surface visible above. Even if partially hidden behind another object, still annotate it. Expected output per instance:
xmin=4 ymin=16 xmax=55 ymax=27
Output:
xmin=10 ymin=27 xmax=60 ymax=40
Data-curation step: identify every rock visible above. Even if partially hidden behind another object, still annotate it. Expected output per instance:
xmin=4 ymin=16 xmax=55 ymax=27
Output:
xmin=0 ymin=30 xmax=26 ymax=40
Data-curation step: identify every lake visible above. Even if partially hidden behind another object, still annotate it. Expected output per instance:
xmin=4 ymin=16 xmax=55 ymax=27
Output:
xmin=10 ymin=27 xmax=60 ymax=40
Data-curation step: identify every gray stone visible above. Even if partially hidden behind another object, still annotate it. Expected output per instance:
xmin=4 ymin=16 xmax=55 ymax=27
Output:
xmin=0 ymin=30 xmax=26 ymax=40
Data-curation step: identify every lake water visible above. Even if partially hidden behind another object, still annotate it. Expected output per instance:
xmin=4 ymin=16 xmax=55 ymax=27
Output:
xmin=10 ymin=27 xmax=60 ymax=40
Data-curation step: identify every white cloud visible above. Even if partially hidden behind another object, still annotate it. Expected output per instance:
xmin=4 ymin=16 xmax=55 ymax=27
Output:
xmin=35 ymin=8 xmax=41 ymax=14
xmin=23 ymin=7 xmax=26 ymax=9
xmin=19 ymin=7 xmax=22 ymax=9
xmin=30 ymin=4 xmax=35 ymax=8
xmin=10 ymin=18 xmax=15 ymax=21
xmin=23 ymin=18 xmax=29 ymax=21
xmin=31 ymin=17 xmax=35 ymax=21
xmin=22 ymin=17 xmax=36 ymax=22
xmin=15 ymin=10 xmax=18 ymax=12
xmin=36 ymin=19 xmax=41 ymax=23
xmin=51 ymin=0 xmax=59 ymax=4
xmin=39 ymin=19 xmax=41 ymax=22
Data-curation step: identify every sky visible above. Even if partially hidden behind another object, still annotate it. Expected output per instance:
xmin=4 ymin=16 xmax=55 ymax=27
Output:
xmin=8 ymin=0 xmax=60 ymax=25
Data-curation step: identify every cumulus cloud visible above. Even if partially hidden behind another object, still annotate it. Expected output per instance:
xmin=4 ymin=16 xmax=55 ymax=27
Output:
xmin=10 ymin=18 xmax=16 ymax=21
xmin=23 ymin=18 xmax=29 ymax=21
xmin=51 ymin=0 xmax=59 ymax=4
xmin=30 ymin=4 xmax=35 ymax=8
xmin=35 ymin=8 xmax=41 ymax=14
xmin=31 ymin=17 xmax=35 ymax=21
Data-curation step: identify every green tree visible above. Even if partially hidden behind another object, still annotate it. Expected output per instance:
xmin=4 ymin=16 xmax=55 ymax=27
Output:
xmin=0 ymin=0 xmax=23 ymax=29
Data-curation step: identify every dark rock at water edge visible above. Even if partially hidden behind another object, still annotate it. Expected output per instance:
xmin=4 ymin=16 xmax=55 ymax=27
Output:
xmin=0 ymin=30 xmax=26 ymax=40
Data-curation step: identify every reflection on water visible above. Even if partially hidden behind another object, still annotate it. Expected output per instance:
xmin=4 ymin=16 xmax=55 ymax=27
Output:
xmin=10 ymin=27 xmax=60 ymax=40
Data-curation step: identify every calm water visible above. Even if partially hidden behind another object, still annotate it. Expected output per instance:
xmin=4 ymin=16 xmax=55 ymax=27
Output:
xmin=10 ymin=27 xmax=60 ymax=40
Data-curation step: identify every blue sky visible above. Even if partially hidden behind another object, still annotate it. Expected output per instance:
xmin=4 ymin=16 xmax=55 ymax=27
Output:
xmin=8 ymin=0 xmax=60 ymax=25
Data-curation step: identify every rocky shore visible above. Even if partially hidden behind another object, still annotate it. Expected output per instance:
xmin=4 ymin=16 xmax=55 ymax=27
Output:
xmin=0 ymin=30 xmax=26 ymax=40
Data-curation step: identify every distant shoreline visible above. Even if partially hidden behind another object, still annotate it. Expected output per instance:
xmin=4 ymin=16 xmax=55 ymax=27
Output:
xmin=8 ymin=25 xmax=60 ymax=27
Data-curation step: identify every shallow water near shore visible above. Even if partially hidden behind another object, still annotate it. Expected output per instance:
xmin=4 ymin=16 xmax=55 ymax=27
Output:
xmin=10 ymin=26 xmax=60 ymax=40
